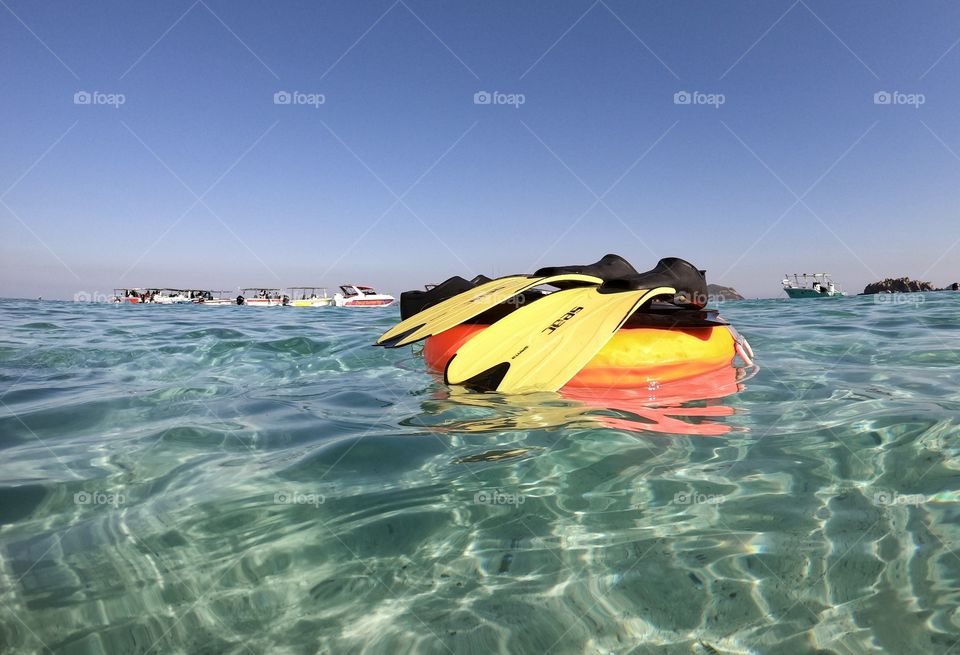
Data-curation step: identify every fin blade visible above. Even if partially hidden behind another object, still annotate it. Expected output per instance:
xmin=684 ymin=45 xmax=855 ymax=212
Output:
xmin=377 ymin=275 xmax=528 ymax=346
xmin=376 ymin=273 xmax=603 ymax=347
xmin=445 ymin=285 xmax=676 ymax=393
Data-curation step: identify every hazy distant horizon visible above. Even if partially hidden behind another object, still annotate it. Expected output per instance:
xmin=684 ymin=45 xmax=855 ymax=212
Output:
xmin=3 ymin=2 xmax=959 ymax=301
xmin=5 ymin=261 xmax=959 ymax=303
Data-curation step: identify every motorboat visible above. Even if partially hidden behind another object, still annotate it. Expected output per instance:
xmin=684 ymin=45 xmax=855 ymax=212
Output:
xmin=191 ymin=290 xmax=235 ymax=305
xmin=113 ymin=288 xmax=145 ymax=303
xmin=237 ymin=288 xmax=288 ymax=306
xmin=288 ymin=287 xmax=334 ymax=307
xmin=111 ymin=288 xmax=191 ymax=304
xmin=333 ymin=284 xmax=395 ymax=307
xmin=151 ymin=289 xmax=193 ymax=304
xmin=782 ymin=273 xmax=846 ymax=298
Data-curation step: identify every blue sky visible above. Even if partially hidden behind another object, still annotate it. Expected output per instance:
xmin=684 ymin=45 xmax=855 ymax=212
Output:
xmin=2 ymin=0 xmax=960 ymax=299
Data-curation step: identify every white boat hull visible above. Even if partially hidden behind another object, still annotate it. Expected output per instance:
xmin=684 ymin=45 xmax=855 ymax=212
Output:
xmin=333 ymin=285 xmax=395 ymax=307
xmin=243 ymin=298 xmax=284 ymax=307
xmin=335 ymin=296 xmax=395 ymax=307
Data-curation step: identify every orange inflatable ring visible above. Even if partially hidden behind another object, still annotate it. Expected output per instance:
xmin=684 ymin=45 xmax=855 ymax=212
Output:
xmin=423 ymin=323 xmax=737 ymax=389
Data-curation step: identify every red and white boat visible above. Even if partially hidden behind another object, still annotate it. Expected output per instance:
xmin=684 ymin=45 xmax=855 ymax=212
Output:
xmin=333 ymin=285 xmax=395 ymax=307
xmin=113 ymin=288 xmax=146 ymax=303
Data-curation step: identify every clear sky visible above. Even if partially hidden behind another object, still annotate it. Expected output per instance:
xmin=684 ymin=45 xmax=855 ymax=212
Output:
xmin=2 ymin=0 xmax=959 ymax=300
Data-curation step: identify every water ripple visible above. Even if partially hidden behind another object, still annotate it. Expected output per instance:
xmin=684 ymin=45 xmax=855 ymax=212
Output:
xmin=1 ymin=295 xmax=959 ymax=653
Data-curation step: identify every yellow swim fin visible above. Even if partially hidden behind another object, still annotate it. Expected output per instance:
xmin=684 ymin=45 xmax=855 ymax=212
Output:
xmin=443 ymin=285 xmax=676 ymax=393
xmin=376 ymin=273 xmax=603 ymax=348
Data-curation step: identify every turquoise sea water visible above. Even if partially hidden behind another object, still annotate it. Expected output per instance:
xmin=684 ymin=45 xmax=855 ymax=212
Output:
xmin=1 ymin=295 xmax=959 ymax=654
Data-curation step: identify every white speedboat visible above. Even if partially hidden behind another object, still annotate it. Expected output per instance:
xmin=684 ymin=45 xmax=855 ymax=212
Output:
xmin=288 ymin=287 xmax=334 ymax=307
xmin=333 ymin=284 xmax=395 ymax=307
xmin=237 ymin=288 xmax=288 ymax=306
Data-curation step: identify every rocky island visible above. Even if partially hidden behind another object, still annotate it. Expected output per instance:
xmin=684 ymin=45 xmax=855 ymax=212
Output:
xmin=707 ymin=284 xmax=745 ymax=302
xmin=862 ymin=278 xmax=959 ymax=294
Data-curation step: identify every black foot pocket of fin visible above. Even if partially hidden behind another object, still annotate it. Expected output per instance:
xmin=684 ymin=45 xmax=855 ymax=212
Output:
xmin=599 ymin=257 xmax=707 ymax=308
xmin=445 ymin=357 xmax=511 ymax=392
xmin=400 ymin=276 xmax=477 ymax=319
xmin=376 ymin=323 xmax=426 ymax=348
xmin=533 ymin=254 xmax=639 ymax=289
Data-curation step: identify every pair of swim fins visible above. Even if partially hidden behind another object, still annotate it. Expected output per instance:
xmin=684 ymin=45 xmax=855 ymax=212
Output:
xmin=376 ymin=255 xmax=708 ymax=394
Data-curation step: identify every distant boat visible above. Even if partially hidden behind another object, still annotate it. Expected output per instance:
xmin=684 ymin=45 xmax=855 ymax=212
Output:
xmin=237 ymin=288 xmax=288 ymax=306
xmin=111 ymin=288 xmax=192 ymax=304
xmin=782 ymin=273 xmax=846 ymax=298
xmin=288 ymin=287 xmax=334 ymax=307
xmin=192 ymin=290 xmax=234 ymax=306
xmin=152 ymin=289 xmax=194 ymax=304
xmin=113 ymin=288 xmax=145 ymax=303
xmin=333 ymin=284 xmax=395 ymax=307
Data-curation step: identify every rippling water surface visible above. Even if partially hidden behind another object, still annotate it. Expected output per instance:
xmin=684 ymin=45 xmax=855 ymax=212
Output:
xmin=1 ymin=295 xmax=959 ymax=654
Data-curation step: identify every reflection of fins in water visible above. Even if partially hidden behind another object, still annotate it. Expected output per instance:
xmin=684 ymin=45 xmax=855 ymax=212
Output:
xmin=497 ymin=553 xmax=514 ymax=574
xmin=563 ymin=367 xmax=741 ymax=436
xmin=427 ymin=387 xmax=598 ymax=434
xmin=454 ymin=448 xmax=532 ymax=464
xmin=424 ymin=366 xmax=746 ymax=436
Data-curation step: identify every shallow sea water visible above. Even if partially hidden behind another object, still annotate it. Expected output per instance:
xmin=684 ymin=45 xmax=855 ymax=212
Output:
xmin=1 ymin=295 xmax=959 ymax=654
